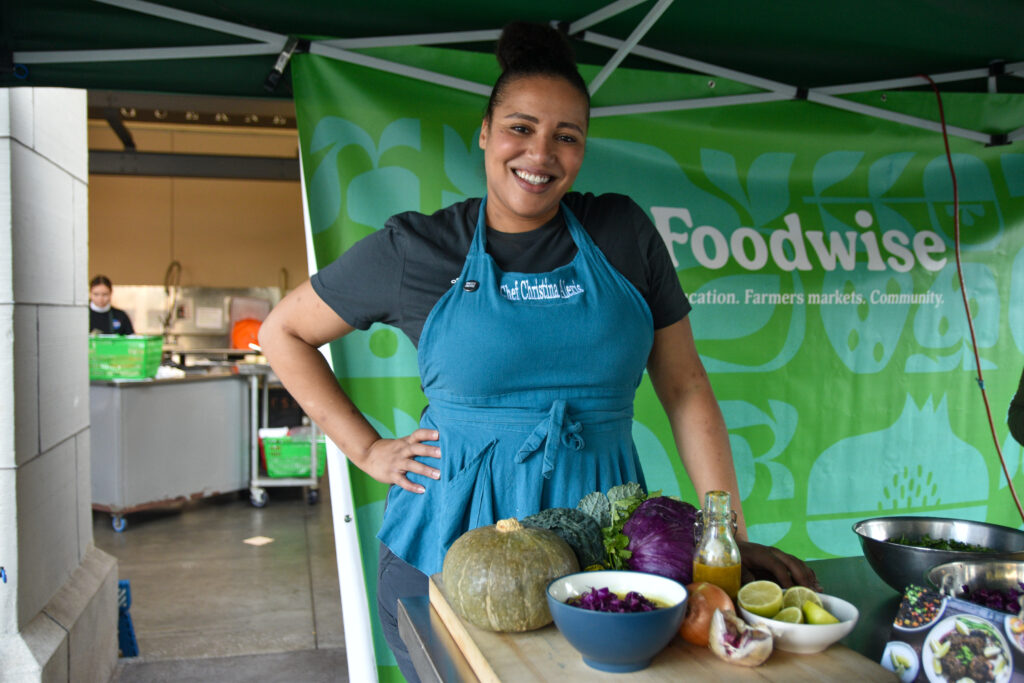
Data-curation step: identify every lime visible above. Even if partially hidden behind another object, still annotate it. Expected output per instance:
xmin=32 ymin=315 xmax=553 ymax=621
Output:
xmin=782 ymin=586 xmax=822 ymax=611
xmin=737 ymin=580 xmax=783 ymax=618
xmin=803 ymin=601 xmax=840 ymax=625
xmin=773 ymin=606 xmax=804 ymax=623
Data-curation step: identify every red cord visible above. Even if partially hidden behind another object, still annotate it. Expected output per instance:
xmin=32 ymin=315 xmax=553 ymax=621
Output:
xmin=920 ymin=75 xmax=1024 ymax=523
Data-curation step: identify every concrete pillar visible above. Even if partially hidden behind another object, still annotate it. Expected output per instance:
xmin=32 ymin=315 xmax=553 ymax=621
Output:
xmin=0 ymin=88 xmax=118 ymax=682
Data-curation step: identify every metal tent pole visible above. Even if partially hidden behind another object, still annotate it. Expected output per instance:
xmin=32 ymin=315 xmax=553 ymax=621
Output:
xmin=588 ymin=0 xmax=674 ymax=96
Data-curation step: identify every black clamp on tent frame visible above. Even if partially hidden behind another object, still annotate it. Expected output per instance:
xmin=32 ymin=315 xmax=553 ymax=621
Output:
xmin=985 ymin=61 xmax=1010 ymax=146
xmin=0 ymin=49 xmax=27 ymax=80
xmin=264 ymin=36 xmax=310 ymax=93
xmin=794 ymin=87 xmax=809 ymax=101
xmin=556 ymin=20 xmax=585 ymax=41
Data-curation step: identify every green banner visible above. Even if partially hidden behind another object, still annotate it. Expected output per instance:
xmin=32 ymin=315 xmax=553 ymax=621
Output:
xmin=293 ymin=48 xmax=1024 ymax=679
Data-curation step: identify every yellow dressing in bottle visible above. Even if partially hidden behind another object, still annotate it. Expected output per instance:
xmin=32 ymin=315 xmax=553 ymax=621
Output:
xmin=692 ymin=561 xmax=742 ymax=601
xmin=693 ymin=490 xmax=742 ymax=601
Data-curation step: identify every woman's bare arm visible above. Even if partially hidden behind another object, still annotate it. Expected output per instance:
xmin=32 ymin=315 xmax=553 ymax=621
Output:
xmin=258 ymin=281 xmax=440 ymax=493
xmin=647 ymin=318 xmax=747 ymax=536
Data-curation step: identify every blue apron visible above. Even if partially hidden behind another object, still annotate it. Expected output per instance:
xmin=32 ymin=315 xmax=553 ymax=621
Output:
xmin=377 ymin=198 xmax=655 ymax=575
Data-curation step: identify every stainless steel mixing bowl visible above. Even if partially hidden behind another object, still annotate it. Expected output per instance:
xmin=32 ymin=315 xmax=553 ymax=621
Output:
xmin=927 ymin=559 xmax=1024 ymax=603
xmin=853 ymin=516 xmax=1024 ymax=593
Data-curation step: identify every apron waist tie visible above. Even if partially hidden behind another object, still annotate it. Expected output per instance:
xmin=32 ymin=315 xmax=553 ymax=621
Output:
xmin=514 ymin=399 xmax=584 ymax=479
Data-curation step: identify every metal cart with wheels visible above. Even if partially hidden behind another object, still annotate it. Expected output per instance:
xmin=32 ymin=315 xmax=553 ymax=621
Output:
xmin=250 ymin=425 xmax=323 ymax=507
xmin=244 ymin=363 xmax=321 ymax=506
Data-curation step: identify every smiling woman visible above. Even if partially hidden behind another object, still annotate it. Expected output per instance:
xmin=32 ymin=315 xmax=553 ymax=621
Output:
xmin=258 ymin=20 xmax=818 ymax=682
xmin=477 ymin=26 xmax=589 ymax=233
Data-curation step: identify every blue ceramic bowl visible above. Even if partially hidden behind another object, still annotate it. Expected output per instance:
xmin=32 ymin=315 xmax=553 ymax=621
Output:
xmin=546 ymin=570 xmax=688 ymax=673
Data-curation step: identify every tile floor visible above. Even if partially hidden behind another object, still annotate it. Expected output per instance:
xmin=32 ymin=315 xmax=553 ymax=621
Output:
xmin=94 ymin=483 xmax=349 ymax=682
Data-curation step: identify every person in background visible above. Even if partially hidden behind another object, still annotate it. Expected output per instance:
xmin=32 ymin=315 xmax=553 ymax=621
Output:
xmin=89 ymin=275 xmax=134 ymax=335
xmin=1010 ymin=366 xmax=1024 ymax=447
xmin=259 ymin=22 xmax=817 ymax=680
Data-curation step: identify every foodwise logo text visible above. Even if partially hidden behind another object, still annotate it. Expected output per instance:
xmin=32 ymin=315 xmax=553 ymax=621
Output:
xmin=651 ymin=207 xmax=947 ymax=274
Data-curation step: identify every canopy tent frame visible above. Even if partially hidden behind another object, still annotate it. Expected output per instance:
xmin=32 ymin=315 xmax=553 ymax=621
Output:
xmin=11 ymin=0 xmax=1023 ymax=145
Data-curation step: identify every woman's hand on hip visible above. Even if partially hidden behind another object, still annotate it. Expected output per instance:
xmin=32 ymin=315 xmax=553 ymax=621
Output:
xmin=364 ymin=429 xmax=441 ymax=494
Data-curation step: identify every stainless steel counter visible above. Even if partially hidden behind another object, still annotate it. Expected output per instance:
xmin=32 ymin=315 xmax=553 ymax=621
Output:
xmin=90 ymin=370 xmax=239 ymax=386
xmin=90 ymin=373 xmax=250 ymax=531
xmin=398 ymin=555 xmax=902 ymax=682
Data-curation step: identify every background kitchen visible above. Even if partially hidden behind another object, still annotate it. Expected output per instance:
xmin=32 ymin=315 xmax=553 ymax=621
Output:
xmin=86 ymin=90 xmax=347 ymax=679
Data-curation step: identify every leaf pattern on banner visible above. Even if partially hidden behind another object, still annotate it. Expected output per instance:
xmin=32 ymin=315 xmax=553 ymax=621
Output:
xmin=874 ymin=202 xmax=916 ymax=236
xmin=308 ymin=117 xmax=376 ymax=234
xmin=907 ymin=263 xmax=999 ymax=373
xmin=1002 ymin=154 xmax=1024 ymax=197
xmin=947 ymin=202 xmax=986 ymax=227
xmin=1012 ymin=246 xmax=1024 ymax=354
xmin=629 ymin=421 xmax=682 ymax=499
xmin=746 ymin=522 xmax=792 ymax=548
xmin=923 ymin=154 xmax=1002 ymax=251
xmin=820 ymin=267 xmax=912 ymax=374
xmin=867 ymin=152 xmax=915 ymax=198
xmin=805 ymin=395 xmax=989 ymax=557
xmin=346 ymin=166 xmax=420 ymax=230
xmin=721 ymin=400 xmax=797 ymax=502
xmin=808 ymin=151 xmax=867 ymax=236
xmin=746 ymin=153 xmax=796 ymax=226
xmin=443 ymin=125 xmax=485 ymax=203
xmin=364 ymin=408 xmax=422 ymax=442
xmin=699 ymin=273 xmax=807 ymax=374
xmin=700 ymin=150 xmax=794 ymax=227
xmin=691 ymin=274 xmax=775 ymax=340
xmin=335 ymin=323 xmax=420 ymax=378
xmin=999 ymin=434 xmax=1023 ymax=489
xmin=306 ymin=117 xmax=420 ymax=234
xmin=379 ymin=118 xmax=421 ymax=159
xmin=811 ymin=151 xmax=865 ymax=195
xmin=701 ymin=149 xmax=746 ymax=209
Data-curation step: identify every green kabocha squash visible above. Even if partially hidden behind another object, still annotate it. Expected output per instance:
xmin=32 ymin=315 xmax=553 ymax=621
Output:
xmin=442 ymin=518 xmax=579 ymax=632
xmin=522 ymin=507 xmax=605 ymax=569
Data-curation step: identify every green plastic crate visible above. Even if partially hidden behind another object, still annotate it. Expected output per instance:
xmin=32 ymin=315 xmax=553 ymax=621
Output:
xmin=89 ymin=335 xmax=163 ymax=380
xmin=263 ymin=435 xmax=326 ymax=478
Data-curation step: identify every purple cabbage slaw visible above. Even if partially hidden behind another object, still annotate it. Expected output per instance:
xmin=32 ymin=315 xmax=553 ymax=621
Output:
xmin=961 ymin=581 xmax=1024 ymax=614
xmin=566 ymin=586 xmax=660 ymax=613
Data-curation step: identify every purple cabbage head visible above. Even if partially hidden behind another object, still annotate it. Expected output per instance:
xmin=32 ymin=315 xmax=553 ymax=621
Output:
xmin=622 ymin=496 xmax=699 ymax=584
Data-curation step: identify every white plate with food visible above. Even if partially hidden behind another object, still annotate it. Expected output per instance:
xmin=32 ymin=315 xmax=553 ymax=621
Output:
xmin=922 ymin=614 xmax=1012 ymax=683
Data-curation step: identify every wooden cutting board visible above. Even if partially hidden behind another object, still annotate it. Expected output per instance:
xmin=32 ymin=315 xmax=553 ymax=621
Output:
xmin=428 ymin=574 xmax=896 ymax=682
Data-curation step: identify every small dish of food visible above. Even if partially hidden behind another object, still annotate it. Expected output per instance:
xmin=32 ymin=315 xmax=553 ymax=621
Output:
xmin=893 ymin=584 xmax=947 ymax=632
xmin=881 ymin=640 xmax=920 ymax=683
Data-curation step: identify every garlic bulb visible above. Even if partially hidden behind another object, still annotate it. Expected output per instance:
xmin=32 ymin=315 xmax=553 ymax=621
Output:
xmin=708 ymin=609 xmax=773 ymax=667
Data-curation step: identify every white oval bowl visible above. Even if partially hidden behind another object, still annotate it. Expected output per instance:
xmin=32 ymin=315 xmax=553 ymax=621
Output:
xmin=739 ymin=593 xmax=859 ymax=654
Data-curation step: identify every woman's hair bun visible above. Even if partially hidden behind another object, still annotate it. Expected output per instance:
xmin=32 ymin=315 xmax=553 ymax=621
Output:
xmin=496 ymin=21 xmax=576 ymax=74
xmin=484 ymin=20 xmax=589 ymax=121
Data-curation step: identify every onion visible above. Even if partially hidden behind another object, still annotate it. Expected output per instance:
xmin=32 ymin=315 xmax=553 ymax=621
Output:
xmin=680 ymin=582 xmax=735 ymax=647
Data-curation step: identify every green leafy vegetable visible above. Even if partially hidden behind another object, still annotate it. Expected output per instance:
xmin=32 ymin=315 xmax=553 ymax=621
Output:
xmin=886 ymin=534 xmax=996 ymax=552
xmin=576 ymin=483 xmax=659 ymax=570
xmin=577 ymin=492 xmax=611 ymax=529
xmin=607 ymin=482 xmax=645 ymax=505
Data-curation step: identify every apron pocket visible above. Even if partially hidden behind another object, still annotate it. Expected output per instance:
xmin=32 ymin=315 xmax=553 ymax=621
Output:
xmin=437 ymin=440 xmax=497 ymax=549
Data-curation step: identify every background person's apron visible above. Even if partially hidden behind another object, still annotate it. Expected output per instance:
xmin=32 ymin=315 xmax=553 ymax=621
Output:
xmin=378 ymin=198 xmax=655 ymax=575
